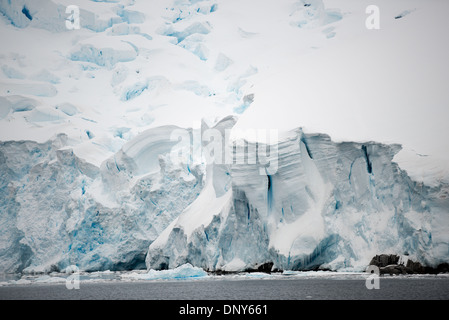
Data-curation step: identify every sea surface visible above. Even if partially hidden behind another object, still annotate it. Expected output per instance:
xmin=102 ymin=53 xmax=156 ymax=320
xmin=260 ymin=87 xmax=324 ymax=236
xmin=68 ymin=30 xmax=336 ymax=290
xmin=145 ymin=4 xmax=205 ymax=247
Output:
xmin=1 ymin=272 xmax=448 ymax=300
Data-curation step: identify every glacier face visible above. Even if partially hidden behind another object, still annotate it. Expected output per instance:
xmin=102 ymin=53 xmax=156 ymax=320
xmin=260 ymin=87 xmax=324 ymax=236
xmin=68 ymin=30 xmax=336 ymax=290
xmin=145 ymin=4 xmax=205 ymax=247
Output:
xmin=0 ymin=117 xmax=448 ymax=273
xmin=0 ymin=127 xmax=204 ymax=273
xmin=146 ymin=120 xmax=449 ymax=272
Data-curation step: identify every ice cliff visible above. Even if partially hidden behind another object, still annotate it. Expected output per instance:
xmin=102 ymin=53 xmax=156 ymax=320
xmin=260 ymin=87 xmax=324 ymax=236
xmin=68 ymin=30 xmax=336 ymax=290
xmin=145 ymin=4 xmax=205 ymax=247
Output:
xmin=1 ymin=116 xmax=447 ymax=274
xmin=146 ymin=119 xmax=449 ymax=272
xmin=0 ymin=127 xmax=204 ymax=273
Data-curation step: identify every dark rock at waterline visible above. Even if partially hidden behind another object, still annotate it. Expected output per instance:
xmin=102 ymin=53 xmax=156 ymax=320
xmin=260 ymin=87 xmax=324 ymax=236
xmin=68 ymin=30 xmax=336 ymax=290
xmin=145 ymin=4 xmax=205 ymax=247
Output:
xmin=257 ymin=262 xmax=274 ymax=273
xmin=436 ymin=263 xmax=449 ymax=273
xmin=406 ymin=260 xmax=424 ymax=274
xmin=380 ymin=264 xmax=412 ymax=275
xmin=369 ymin=254 xmax=449 ymax=275
xmin=244 ymin=262 xmax=275 ymax=274
xmin=422 ymin=262 xmax=449 ymax=274
xmin=369 ymin=254 xmax=400 ymax=267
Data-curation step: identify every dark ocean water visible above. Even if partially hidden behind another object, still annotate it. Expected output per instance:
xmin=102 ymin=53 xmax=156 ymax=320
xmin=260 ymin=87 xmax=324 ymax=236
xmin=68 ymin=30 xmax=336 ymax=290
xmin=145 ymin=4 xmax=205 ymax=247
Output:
xmin=1 ymin=277 xmax=449 ymax=300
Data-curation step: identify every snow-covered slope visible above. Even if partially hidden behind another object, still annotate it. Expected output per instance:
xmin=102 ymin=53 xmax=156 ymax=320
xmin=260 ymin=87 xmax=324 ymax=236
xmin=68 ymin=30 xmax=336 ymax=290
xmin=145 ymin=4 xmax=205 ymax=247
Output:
xmin=0 ymin=0 xmax=448 ymax=273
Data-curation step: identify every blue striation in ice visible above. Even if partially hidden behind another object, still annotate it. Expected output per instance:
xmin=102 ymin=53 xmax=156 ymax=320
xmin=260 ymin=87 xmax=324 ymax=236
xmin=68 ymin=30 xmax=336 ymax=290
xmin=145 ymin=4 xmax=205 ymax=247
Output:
xmin=0 ymin=0 xmax=448 ymax=275
xmin=70 ymin=44 xmax=137 ymax=68
xmin=145 ymin=119 xmax=449 ymax=273
xmin=0 ymin=127 xmax=205 ymax=273
xmin=0 ymin=116 xmax=448 ymax=273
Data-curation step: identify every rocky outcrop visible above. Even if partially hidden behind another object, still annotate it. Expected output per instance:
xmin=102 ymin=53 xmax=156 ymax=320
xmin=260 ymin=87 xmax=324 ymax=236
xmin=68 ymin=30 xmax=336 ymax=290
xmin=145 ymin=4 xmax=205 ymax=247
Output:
xmin=369 ymin=254 xmax=400 ymax=267
xmin=369 ymin=254 xmax=448 ymax=275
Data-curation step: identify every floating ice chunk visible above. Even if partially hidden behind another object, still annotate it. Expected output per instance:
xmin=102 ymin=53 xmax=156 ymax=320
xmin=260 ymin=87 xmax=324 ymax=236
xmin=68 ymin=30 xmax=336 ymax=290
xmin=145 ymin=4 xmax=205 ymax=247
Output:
xmin=122 ymin=264 xmax=207 ymax=280
xmin=34 ymin=275 xmax=66 ymax=284
xmin=89 ymin=270 xmax=114 ymax=278
xmin=11 ymin=278 xmax=32 ymax=285
xmin=244 ymin=272 xmax=273 ymax=279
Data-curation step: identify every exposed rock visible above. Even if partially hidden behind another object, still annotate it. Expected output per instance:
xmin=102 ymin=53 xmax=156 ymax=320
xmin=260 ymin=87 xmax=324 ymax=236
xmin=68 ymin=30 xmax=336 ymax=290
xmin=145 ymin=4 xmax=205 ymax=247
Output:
xmin=380 ymin=264 xmax=411 ymax=275
xmin=257 ymin=262 xmax=274 ymax=274
xmin=406 ymin=260 xmax=424 ymax=274
xmin=369 ymin=254 xmax=449 ymax=274
xmin=423 ymin=263 xmax=449 ymax=274
xmin=369 ymin=254 xmax=400 ymax=268
xmin=245 ymin=262 xmax=274 ymax=274
xmin=436 ymin=263 xmax=449 ymax=273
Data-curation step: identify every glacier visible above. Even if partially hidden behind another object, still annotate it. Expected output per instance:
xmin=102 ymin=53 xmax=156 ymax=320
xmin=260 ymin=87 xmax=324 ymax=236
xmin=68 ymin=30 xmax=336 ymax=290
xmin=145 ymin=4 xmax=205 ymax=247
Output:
xmin=146 ymin=118 xmax=449 ymax=272
xmin=0 ymin=0 xmax=449 ymax=275
xmin=0 ymin=127 xmax=204 ymax=273
xmin=1 ymin=117 xmax=447 ymax=274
